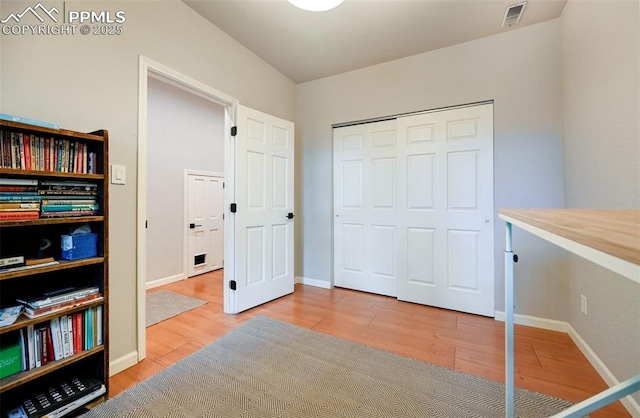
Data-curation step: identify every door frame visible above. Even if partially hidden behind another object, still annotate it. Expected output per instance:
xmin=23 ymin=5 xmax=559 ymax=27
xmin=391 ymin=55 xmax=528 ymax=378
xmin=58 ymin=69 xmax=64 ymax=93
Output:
xmin=136 ymin=56 xmax=238 ymax=363
xmin=183 ymin=170 xmax=225 ymax=278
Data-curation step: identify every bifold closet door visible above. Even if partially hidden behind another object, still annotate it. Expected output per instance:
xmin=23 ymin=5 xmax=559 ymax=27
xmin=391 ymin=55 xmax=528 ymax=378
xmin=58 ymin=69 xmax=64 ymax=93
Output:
xmin=333 ymin=120 xmax=399 ymax=296
xmin=396 ymin=104 xmax=494 ymax=316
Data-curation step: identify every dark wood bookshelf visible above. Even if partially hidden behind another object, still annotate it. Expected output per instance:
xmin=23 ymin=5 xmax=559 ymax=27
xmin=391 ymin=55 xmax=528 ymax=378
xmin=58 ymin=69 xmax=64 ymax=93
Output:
xmin=0 ymin=258 xmax=105 ymax=281
xmin=0 ymin=120 xmax=109 ymax=413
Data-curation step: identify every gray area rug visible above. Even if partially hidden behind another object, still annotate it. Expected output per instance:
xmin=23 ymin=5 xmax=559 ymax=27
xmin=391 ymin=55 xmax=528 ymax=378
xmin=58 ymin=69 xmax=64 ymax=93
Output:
xmin=87 ymin=316 xmax=574 ymax=417
xmin=146 ymin=290 xmax=207 ymax=327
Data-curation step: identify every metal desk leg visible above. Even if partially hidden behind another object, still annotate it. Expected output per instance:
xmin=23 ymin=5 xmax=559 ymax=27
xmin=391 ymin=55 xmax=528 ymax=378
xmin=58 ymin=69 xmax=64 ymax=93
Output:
xmin=505 ymin=222 xmax=515 ymax=417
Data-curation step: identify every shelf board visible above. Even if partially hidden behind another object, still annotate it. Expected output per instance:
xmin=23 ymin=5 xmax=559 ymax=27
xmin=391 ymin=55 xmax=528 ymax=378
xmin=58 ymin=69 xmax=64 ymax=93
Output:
xmin=0 ymin=300 xmax=104 ymax=335
xmin=0 ymin=257 xmax=104 ymax=281
xmin=0 ymin=168 xmax=103 ymax=180
xmin=0 ymin=216 xmax=104 ymax=227
xmin=0 ymin=346 xmax=104 ymax=394
xmin=0 ymin=120 xmax=105 ymax=142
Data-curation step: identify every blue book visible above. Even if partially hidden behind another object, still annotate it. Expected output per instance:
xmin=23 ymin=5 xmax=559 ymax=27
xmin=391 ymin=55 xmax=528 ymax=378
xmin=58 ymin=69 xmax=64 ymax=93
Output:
xmin=0 ymin=113 xmax=59 ymax=130
xmin=41 ymin=204 xmax=98 ymax=212
xmin=0 ymin=195 xmax=40 ymax=202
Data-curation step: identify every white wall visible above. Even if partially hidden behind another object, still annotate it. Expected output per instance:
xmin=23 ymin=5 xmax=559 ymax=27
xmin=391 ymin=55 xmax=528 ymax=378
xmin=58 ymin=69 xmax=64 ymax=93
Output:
xmin=0 ymin=0 xmax=296 ymax=366
xmin=560 ymin=0 xmax=640 ymax=407
xmin=146 ymin=76 xmax=225 ymax=286
xmin=296 ymin=19 xmax=567 ymax=319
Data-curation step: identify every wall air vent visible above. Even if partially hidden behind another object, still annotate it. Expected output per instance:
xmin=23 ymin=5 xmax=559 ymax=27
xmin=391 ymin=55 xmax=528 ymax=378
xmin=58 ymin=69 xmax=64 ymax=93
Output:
xmin=501 ymin=1 xmax=527 ymax=28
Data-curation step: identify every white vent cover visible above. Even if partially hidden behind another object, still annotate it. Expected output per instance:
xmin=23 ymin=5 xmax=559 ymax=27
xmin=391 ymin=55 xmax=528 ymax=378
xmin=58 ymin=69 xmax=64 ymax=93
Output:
xmin=501 ymin=1 xmax=527 ymax=28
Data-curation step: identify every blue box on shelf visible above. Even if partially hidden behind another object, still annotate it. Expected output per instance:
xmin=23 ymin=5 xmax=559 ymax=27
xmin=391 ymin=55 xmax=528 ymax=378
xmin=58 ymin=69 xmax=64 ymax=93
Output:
xmin=61 ymin=233 xmax=98 ymax=260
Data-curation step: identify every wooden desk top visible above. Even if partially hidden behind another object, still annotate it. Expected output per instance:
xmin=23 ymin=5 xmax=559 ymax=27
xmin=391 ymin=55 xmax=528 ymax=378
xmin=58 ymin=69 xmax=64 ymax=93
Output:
xmin=499 ymin=209 xmax=640 ymax=281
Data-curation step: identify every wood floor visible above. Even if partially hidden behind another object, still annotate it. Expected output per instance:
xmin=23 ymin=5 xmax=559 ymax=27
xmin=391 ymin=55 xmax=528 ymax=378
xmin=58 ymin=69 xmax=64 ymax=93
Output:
xmin=109 ymin=270 xmax=630 ymax=417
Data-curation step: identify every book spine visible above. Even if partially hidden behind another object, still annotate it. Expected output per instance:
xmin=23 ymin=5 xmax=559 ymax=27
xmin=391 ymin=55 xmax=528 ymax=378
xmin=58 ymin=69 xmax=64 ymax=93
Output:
xmin=67 ymin=315 xmax=75 ymax=355
xmin=49 ymin=317 xmax=64 ymax=361
xmin=96 ymin=305 xmax=103 ymax=346
xmin=41 ymin=204 xmax=98 ymax=212
xmin=27 ymin=324 xmax=35 ymax=370
xmin=34 ymin=328 xmax=42 ymax=368
xmin=41 ymin=199 xmax=96 ymax=205
xmin=0 ymin=211 xmax=39 ymax=220
xmin=26 ymin=288 xmax=100 ymax=308
xmin=0 ymin=203 xmax=40 ymax=210
xmin=24 ymin=133 xmax=31 ymax=170
xmin=39 ymin=137 xmax=44 ymax=170
xmin=0 ymin=195 xmax=40 ymax=201
xmin=0 ymin=255 xmax=25 ymax=267
xmin=61 ymin=316 xmax=71 ymax=358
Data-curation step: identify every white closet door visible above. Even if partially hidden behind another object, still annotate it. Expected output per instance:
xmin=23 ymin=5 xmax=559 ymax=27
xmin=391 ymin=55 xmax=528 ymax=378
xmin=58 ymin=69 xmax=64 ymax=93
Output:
xmin=333 ymin=120 xmax=398 ymax=296
xmin=396 ymin=104 xmax=494 ymax=316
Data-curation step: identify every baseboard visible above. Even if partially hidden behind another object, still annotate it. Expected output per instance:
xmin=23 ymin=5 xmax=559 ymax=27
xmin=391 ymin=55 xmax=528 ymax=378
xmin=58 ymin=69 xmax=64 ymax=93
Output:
xmin=494 ymin=311 xmax=568 ymax=333
xmin=146 ymin=272 xmax=186 ymax=289
xmin=295 ymin=276 xmax=332 ymax=289
xmin=567 ymin=325 xmax=640 ymax=417
xmin=109 ymin=351 xmax=138 ymax=376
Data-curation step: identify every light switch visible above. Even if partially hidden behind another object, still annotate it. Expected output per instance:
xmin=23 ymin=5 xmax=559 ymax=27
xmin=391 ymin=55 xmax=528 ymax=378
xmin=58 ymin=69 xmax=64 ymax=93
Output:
xmin=111 ymin=164 xmax=126 ymax=185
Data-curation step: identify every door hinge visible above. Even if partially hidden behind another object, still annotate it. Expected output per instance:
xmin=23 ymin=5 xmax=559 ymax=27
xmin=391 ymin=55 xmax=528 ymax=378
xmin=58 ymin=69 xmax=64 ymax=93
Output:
xmin=223 ymin=182 xmax=225 ymax=189
xmin=229 ymin=280 xmax=236 ymax=290
xmin=145 ymin=220 xmax=148 ymax=229
xmin=230 ymin=203 xmax=237 ymax=213
xmin=231 ymin=126 xmax=237 ymax=136
xmin=222 ymin=213 xmax=225 ymax=220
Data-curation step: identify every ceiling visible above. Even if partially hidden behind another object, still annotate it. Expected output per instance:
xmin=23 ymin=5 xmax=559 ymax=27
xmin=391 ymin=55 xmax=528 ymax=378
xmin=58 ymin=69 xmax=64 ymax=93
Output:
xmin=183 ymin=0 xmax=567 ymax=84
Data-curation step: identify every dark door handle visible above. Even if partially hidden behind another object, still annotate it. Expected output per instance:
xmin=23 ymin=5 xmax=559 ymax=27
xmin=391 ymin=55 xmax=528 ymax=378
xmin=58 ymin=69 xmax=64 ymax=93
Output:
xmin=189 ymin=223 xmax=202 ymax=229
xmin=286 ymin=213 xmax=295 ymax=219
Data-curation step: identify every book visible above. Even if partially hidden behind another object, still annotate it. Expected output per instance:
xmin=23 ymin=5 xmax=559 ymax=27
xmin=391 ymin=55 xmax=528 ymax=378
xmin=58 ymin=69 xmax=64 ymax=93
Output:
xmin=25 ymin=257 xmax=55 ymax=266
xmin=17 ymin=286 xmax=100 ymax=310
xmin=0 ymin=113 xmax=60 ymax=130
xmin=0 ymin=305 xmax=24 ymax=327
xmin=40 ymin=210 xmax=98 ymax=218
xmin=41 ymin=198 xmax=96 ymax=205
xmin=0 ymin=186 xmax=38 ymax=192
xmin=0 ymin=195 xmax=40 ymax=202
xmin=23 ymin=295 xmax=103 ymax=319
xmin=0 ymin=255 xmax=25 ymax=268
xmin=0 ymin=178 xmax=38 ymax=186
xmin=0 ymin=203 xmax=40 ymax=209
xmin=0 ymin=261 xmax=59 ymax=273
xmin=0 ymin=211 xmax=40 ymax=220
xmin=41 ymin=204 xmax=98 ymax=212
xmin=39 ymin=181 xmax=97 ymax=190
xmin=49 ymin=317 xmax=63 ymax=361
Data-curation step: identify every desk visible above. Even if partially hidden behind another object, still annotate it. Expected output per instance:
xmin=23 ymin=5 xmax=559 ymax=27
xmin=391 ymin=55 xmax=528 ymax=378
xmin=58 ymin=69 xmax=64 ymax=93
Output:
xmin=498 ymin=209 xmax=640 ymax=417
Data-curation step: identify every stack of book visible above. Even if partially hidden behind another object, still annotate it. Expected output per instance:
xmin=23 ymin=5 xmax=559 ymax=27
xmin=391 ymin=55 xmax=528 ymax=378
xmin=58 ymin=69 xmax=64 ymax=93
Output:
xmin=0 ymin=178 xmax=40 ymax=220
xmin=39 ymin=181 xmax=99 ymax=218
xmin=17 ymin=286 xmax=103 ymax=319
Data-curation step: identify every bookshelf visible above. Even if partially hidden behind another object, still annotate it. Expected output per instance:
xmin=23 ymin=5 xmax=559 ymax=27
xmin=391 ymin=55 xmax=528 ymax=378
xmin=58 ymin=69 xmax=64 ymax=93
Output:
xmin=0 ymin=119 xmax=109 ymax=417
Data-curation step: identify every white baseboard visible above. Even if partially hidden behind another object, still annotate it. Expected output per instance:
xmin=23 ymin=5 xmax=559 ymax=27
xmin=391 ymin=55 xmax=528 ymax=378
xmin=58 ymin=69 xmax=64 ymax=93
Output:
xmin=494 ymin=311 xmax=639 ymax=417
xmin=146 ymin=272 xmax=186 ymax=289
xmin=494 ymin=311 xmax=568 ymax=333
xmin=109 ymin=351 xmax=138 ymax=376
xmin=567 ymin=325 xmax=640 ymax=417
xmin=295 ymin=276 xmax=332 ymax=289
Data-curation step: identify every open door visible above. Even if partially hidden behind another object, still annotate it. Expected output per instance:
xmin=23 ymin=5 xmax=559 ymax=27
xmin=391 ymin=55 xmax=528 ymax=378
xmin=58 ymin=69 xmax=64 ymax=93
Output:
xmin=227 ymin=105 xmax=295 ymax=314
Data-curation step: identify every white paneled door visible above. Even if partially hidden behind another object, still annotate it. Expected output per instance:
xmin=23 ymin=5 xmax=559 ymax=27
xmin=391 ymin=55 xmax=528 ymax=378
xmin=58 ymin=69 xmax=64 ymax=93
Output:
xmin=333 ymin=120 xmax=399 ymax=296
xmin=334 ymin=103 xmax=494 ymax=316
xmin=232 ymin=105 xmax=295 ymax=313
xmin=187 ymin=173 xmax=224 ymax=277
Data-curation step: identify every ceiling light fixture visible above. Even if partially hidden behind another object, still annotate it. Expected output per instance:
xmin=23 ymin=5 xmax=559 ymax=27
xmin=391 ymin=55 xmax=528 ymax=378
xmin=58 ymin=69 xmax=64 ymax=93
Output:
xmin=287 ymin=0 xmax=344 ymax=12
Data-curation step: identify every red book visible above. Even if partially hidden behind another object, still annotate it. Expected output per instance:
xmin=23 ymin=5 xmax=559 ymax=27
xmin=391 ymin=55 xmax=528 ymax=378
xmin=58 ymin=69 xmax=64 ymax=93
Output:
xmin=23 ymin=133 xmax=31 ymax=170
xmin=40 ymin=327 xmax=49 ymax=365
xmin=0 ymin=211 xmax=39 ymax=220
xmin=44 ymin=138 xmax=50 ymax=171
xmin=45 ymin=325 xmax=55 ymax=362
xmin=74 ymin=312 xmax=82 ymax=353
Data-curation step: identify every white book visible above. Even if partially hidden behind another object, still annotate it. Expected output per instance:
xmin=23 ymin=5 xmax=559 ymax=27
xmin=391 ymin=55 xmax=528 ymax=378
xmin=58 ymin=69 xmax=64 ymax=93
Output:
xmin=67 ymin=315 xmax=74 ymax=355
xmin=61 ymin=315 xmax=70 ymax=358
xmin=34 ymin=330 xmax=42 ymax=368
xmin=26 ymin=325 xmax=35 ymax=370
xmin=19 ymin=328 xmax=27 ymax=371
xmin=49 ymin=317 xmax=64 ymax=361
xmin=96 ymin=305 xmax=103 ymax=346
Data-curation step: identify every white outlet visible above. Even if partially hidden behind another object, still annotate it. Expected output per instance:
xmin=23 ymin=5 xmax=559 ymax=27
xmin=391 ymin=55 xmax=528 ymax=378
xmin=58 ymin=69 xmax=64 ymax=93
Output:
xmin=581 ymin=294 xmax=588 ymax=316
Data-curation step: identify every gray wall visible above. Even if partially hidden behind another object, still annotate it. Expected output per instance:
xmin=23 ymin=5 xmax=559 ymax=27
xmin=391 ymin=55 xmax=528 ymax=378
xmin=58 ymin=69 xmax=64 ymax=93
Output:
xmin=296 ymin=19 xmax=568 ymax=319
xmin=146 ymin=76 xmax=225 ymax=286
xmin=560 ymin=0 xmax=640 ymax=406
xmin=0 ymin=0 xmax=296 ymax=366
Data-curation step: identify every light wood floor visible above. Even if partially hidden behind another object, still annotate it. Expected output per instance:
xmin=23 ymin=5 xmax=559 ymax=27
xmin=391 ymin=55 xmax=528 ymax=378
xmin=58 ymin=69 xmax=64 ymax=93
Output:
xmin=109 ymin=270 xmax=630 ymax=417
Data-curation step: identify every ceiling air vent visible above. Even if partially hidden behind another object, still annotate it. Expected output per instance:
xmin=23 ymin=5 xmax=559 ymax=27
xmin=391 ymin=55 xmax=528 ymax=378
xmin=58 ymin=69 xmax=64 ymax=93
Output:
xmin=501 ymin=1 xmax=527 ymax=28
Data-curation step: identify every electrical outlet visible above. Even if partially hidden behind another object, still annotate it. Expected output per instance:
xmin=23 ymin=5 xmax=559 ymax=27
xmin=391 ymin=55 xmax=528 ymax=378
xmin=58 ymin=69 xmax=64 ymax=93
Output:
xmin=581 ymin=294 xmax=588 ymax=316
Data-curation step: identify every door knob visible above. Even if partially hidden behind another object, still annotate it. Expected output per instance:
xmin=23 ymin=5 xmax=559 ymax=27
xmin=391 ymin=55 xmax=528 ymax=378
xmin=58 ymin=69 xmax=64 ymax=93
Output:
xmin=286 ymin=213 xmax=295 ymax=219
xmin=189 ymin=223 xmax=202 ymax=229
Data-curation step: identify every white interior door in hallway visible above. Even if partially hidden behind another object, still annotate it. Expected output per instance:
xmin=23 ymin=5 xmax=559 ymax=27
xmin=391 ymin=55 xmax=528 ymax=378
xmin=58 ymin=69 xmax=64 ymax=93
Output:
xmin=333 ymin=103 xmax=494 ymax=316
xmin=187 ymin=172 xmax=224 ymax=277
